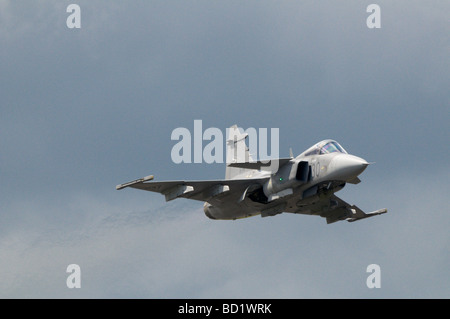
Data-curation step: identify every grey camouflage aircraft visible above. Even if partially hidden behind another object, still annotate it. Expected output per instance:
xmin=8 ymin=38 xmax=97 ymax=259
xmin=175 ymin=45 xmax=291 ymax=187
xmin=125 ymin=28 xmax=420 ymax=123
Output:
xmin=116 ymin=125 xmax=387 ymax=224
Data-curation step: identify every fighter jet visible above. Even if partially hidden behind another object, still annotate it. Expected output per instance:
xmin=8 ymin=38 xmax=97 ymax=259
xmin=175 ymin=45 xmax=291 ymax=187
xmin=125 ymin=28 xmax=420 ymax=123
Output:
xmin=116 ymin=125 xmax=387 ymax=224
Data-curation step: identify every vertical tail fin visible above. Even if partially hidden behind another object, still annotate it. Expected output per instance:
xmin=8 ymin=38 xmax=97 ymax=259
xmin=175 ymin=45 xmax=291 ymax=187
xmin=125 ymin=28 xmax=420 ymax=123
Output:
xmin=225 ymin=125 xmax=255 ymax=179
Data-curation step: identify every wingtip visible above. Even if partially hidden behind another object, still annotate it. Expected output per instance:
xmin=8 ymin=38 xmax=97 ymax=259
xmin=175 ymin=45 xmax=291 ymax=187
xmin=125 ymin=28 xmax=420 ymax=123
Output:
xmin=143 ymin=175 xmax=154 ymax=182
xmin=115 ymin=175 xmax=154 ymax=191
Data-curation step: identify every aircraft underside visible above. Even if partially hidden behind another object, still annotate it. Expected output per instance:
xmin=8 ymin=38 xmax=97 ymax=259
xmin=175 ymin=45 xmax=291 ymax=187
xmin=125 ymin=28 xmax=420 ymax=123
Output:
xmin=203 ymin=179 xmax=347 ymax=221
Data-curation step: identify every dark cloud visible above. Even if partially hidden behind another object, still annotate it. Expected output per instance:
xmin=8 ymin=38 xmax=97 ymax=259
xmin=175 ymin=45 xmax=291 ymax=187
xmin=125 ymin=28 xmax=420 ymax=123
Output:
xmin=0 ymin=1 xmax=448 ymax=298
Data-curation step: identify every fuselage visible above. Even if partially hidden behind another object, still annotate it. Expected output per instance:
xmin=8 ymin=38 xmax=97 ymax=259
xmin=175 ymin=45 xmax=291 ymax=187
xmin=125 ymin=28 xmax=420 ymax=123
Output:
xmin=203 ymin=140 xmax=369 ymax=220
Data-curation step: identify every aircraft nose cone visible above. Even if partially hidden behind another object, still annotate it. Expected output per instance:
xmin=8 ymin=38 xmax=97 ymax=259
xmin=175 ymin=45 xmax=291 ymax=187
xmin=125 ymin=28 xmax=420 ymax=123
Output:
xmin=330 ymin=154 xmax=369 ymax=181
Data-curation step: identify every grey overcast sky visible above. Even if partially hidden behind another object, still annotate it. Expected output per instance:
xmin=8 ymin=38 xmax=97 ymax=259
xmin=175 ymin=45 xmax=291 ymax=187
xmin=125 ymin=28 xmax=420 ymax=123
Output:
xmin=0 ymin=1 xmax=448 ymax=298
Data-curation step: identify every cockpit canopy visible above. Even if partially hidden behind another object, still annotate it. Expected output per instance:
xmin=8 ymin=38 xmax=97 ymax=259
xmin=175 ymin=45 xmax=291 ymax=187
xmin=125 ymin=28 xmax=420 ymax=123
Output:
xmin=302 ymin=140 xmax=348 ymax=156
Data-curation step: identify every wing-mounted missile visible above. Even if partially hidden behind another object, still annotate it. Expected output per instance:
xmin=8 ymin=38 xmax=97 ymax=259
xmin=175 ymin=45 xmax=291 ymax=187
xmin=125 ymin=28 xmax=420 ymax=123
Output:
xmin=346 ymin=208 xmax=388 ymax=222
xmin=323 ymin=198 xmax=388 ymax=224
xmin=116 ymin=175 xmax=154 ymax=190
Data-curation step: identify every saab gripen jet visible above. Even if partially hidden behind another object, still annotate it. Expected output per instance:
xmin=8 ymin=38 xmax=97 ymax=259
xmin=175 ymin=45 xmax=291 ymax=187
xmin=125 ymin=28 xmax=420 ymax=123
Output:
xmin=116 ymin=125 xmax=387 ymax=224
